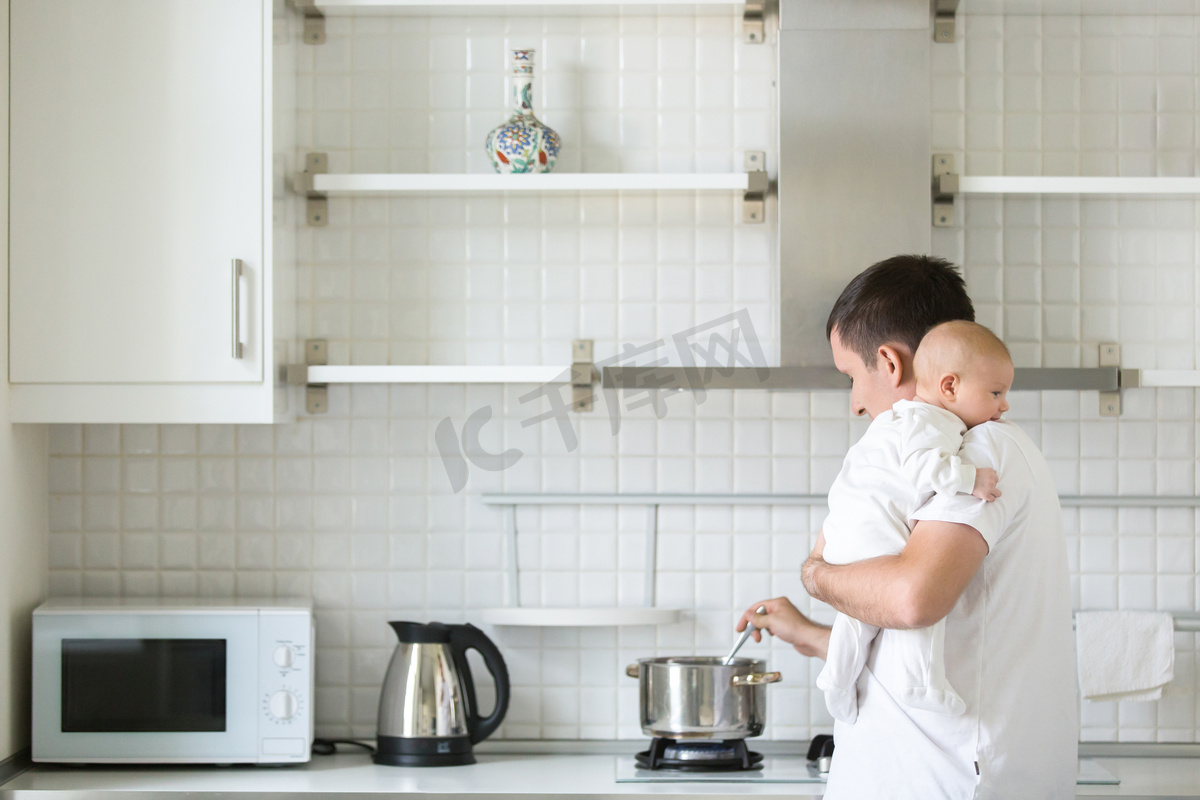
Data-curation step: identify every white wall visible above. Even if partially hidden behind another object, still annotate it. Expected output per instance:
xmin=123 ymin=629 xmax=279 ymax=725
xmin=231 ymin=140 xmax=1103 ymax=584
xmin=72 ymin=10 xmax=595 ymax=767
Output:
xmin=0 ymin=0 xmax=51 ymax=760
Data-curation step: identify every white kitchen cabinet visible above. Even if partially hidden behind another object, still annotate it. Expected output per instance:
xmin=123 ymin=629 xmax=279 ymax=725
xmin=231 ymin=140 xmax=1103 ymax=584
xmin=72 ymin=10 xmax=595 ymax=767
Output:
xmin=8 ymin=0 xmax=296 ymax=423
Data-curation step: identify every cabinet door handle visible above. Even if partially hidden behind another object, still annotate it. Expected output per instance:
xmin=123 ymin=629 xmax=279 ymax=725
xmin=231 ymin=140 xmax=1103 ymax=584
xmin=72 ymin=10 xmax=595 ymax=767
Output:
xmin=231 ymin=259 xmax=244 ymax=359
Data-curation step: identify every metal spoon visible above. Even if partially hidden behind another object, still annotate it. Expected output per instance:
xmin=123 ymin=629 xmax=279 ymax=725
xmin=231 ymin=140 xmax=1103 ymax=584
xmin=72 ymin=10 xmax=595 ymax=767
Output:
xmin=723 ymin=606 xmax=766 ymax=665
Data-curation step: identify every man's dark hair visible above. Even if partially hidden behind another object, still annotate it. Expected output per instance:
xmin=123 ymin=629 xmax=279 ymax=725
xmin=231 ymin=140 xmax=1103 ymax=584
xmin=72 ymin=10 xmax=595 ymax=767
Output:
xmin=825 ymin=254 xmax=975 ymax=368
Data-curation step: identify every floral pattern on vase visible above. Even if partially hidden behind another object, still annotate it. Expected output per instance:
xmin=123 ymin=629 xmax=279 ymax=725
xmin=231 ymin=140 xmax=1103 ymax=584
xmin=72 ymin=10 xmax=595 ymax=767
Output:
xmin=486 ymin=49 xmax=561 ymax=174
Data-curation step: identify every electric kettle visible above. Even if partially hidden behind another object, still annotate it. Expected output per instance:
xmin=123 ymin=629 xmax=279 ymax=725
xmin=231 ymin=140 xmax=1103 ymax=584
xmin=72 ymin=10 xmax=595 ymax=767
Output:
xmin=374 ymin=621 xmax=510 ymax=767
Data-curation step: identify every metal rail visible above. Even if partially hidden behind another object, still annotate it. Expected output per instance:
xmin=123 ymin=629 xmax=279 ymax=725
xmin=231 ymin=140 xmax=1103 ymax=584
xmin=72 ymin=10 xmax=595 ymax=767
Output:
xmin=482 ymin=493 xmax=1200 ymax=508
xmin=600 ymin=366 xmax=1125 ymax=392
xmin=484 ymin=494 xmax=1200 ymax=623
xmin=1152 ymin=613 xmax=1200 ymax=632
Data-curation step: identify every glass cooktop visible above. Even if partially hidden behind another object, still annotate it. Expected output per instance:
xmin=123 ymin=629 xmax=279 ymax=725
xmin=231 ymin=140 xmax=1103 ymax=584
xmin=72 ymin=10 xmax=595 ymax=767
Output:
xmin=616 ymin=756 xmax=824 ymax=784
xmin=615 ymin=757 xmax=1119 ymax=785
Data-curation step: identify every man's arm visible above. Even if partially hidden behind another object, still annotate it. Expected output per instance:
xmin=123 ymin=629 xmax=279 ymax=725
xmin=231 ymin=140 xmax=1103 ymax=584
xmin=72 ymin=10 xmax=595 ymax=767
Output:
xmin=802 ymin=521 xmax=988 ymax=630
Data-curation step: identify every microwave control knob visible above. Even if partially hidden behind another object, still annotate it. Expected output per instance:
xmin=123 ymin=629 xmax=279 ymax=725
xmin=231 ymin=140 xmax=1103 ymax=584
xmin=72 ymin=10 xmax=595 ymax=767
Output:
xmin=269 ymin=691 xmax=299 ymax=721
xmin=273 ymin=645 xmax=296 ymax=668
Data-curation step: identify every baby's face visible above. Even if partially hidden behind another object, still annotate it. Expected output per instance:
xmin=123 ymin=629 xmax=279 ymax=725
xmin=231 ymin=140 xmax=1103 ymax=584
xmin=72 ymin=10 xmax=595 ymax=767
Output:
xmin=952 ymin=360 xmax=1014 ymax=428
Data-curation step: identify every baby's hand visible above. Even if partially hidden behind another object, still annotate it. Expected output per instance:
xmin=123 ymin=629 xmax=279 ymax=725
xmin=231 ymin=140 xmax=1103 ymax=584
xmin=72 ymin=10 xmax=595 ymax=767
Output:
xmin=972 ymin=468 xmax=1001 ymax=502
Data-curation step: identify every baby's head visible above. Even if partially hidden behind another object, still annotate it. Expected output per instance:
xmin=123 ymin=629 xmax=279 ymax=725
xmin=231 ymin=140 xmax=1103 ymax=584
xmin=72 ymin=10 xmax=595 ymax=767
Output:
xmin=913 ymin=321 xmax=1013 ymax=428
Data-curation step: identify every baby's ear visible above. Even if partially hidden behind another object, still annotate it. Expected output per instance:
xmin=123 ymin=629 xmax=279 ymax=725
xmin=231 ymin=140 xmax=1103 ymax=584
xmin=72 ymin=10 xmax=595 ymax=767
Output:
xmin=939 ymin=373 xmax=958 ymax=399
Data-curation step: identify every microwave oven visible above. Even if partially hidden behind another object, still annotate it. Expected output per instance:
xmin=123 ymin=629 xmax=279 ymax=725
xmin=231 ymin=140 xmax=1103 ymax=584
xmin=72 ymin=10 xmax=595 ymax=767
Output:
xmin=32 ymin=598 xmax=313 ymax=764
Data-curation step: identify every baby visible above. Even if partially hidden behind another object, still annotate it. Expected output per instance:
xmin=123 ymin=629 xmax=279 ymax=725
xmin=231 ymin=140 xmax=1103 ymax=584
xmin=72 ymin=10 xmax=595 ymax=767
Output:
xmin=816 ymin=320 xmax=1013 ymax=724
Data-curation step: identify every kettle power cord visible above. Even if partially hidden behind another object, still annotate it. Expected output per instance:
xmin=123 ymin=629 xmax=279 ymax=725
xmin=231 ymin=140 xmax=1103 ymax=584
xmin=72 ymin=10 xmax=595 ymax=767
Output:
xmin=312 ymin=738 xmax=377 ymax=756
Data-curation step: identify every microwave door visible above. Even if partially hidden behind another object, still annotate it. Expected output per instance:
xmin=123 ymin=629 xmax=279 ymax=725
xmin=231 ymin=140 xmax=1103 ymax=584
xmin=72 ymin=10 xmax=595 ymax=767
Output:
xmin=61 ymin=638 xmax=227 ymax=733
xmin=33 ymin=613 xmax=259 ymax=763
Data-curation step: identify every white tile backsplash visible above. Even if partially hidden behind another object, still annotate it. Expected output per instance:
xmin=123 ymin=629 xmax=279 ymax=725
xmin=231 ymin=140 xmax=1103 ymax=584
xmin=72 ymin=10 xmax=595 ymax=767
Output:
xmin=42 ymin=9 xmax=1200 ymax=743
xmin=296 ymin=11 xmax=779 ymax=369
xmin=46 ymin=388 xmax=1200 ymax=741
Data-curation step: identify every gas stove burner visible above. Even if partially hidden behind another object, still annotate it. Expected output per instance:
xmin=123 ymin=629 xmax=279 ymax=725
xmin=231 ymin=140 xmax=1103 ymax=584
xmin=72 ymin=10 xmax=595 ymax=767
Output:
xmin=634 ymin=738 xmax=764 ymax=772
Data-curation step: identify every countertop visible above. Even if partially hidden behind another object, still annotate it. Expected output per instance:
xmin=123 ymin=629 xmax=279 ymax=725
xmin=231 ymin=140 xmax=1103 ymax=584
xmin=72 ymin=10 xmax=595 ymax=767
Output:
xmin=4 ymin=752 xmax=1200 ymax=799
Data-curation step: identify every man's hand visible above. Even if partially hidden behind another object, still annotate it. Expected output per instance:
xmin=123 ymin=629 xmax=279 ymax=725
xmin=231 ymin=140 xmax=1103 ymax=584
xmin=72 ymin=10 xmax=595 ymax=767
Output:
xmin=971 ymin=467 xmax=1001 ymax=502
xmin=736 ymin=597 xmax=831 ymax=660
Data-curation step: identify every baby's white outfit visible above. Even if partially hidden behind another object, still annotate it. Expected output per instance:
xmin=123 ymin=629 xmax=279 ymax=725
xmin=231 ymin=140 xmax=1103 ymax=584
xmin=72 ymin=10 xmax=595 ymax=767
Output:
xmin=815 ymin=399 xmax=975 ymax=724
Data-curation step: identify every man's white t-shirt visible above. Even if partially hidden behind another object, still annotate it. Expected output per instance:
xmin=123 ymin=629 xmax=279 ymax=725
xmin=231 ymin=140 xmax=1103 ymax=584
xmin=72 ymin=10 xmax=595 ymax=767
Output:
xmin=822 ymin=419 xmax=1078 ymax=800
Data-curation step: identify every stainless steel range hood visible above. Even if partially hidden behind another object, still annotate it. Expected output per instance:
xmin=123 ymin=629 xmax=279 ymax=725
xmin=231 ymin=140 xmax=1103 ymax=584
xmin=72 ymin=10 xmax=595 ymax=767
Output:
xmin=604 ymin=0 xmax=1120 ymax=394
xmin=775 ymin=0 xmax=932 ymax=371
xmin=606 ymin=0 xmax=933 ymax=392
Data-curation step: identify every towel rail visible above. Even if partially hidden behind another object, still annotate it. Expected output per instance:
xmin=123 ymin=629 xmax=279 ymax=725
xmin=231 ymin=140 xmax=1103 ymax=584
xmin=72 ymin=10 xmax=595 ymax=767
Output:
xmin=1076 ymin=611 xmax=1200 ymax=632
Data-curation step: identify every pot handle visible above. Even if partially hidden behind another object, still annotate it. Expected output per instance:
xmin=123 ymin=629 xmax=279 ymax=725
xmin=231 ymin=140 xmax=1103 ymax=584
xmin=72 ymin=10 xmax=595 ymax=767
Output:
xmin=625 ymin=664 xmax=639 ymax=678
xmin=731 ymin=671 xmax=782 ymax=687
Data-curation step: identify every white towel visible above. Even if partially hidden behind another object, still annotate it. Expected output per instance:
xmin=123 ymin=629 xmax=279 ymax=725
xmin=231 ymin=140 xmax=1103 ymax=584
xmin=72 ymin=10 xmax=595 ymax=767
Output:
xmin=1075 ymin=611 xmax=1174 ymax=702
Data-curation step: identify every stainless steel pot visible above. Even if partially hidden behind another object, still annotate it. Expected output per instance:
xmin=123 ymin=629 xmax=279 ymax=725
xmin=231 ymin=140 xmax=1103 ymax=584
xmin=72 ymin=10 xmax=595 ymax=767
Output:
xmin=625 ymin=656 xmax=782 ymax=740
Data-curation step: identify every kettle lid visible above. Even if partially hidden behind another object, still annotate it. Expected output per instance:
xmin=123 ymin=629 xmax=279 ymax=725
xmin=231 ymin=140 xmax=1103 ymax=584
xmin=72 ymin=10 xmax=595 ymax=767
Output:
xmin=388 ymin=620 xmax=452 ymax=643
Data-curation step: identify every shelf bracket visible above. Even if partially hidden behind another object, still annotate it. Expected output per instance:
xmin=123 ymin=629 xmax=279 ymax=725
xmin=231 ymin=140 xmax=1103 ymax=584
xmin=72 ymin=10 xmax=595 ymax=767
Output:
xmin=287 ymin=0 xmax=325 ymax=45
xmin=1099 ymin=342 xmax=1125 ymax=418
xmin=292 ymin=152 xmax=329 ymax=227
xmin=1098 ymin=343 xmax=1149 ymax=417
xmin=932 ymin=153 xmax=958 ymax=227
xmin=285 ymin=339 xmax=329 ymax=414
xmin=933 ymin=0 xmax=959 ymax=43
xmin=572 ymin=339 xmax=597 ymax=413
xmin=743 ymin=1 xmax=766 ymax=44
xmin=744 ymin=153 xmax=769 ymax=224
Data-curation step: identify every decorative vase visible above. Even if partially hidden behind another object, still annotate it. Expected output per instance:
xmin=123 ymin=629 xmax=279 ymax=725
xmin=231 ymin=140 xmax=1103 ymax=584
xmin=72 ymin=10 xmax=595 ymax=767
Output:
xmin=485 ymin=49 xmax=561 ymax=174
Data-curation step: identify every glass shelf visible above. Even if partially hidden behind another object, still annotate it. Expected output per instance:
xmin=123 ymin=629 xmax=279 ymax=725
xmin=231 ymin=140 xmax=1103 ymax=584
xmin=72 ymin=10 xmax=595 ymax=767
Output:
xmin=309 ymin=0 xmax=745 ymax=15
xmin=305 ymin=365 xmax=569 ymax=384
xmin=959 ymin=176 xmax=1200 ymax=195
xmin=311 ymin=172 xmax=752 ymax=194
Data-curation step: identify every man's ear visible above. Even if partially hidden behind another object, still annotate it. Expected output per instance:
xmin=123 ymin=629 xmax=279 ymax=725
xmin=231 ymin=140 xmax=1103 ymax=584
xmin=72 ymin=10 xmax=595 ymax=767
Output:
xmin=939 ymin=373 xmax=958 ymax=400
xmin=876 ymin=345 xmax=905 ymax=388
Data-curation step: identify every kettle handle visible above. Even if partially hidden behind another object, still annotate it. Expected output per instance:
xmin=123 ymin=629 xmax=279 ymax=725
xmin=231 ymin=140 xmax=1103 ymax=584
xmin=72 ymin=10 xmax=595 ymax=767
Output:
xmin=448 ymin=624 xmax=510 ymax=745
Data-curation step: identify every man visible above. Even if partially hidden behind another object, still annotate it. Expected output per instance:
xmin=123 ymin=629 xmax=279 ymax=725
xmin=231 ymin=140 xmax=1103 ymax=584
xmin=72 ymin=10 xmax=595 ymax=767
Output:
xmin=738 ymin=255 xmax=1077 ymax=799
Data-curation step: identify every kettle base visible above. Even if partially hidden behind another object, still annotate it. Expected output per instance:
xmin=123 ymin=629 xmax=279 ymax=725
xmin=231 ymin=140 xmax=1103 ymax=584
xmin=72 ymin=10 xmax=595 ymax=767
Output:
xmin=374 ymin=735 xmax=476 ymax=767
